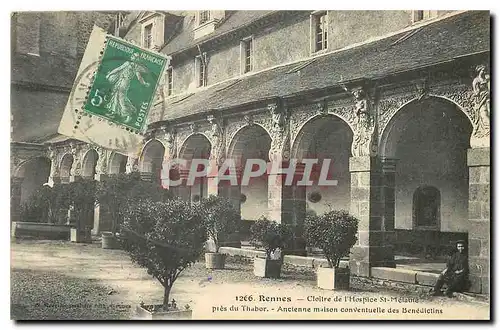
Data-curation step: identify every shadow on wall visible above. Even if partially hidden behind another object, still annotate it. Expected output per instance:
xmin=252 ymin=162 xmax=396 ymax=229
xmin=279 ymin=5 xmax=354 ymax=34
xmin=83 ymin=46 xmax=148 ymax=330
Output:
xmin=393 ymin=229 xmax=468 ymax=259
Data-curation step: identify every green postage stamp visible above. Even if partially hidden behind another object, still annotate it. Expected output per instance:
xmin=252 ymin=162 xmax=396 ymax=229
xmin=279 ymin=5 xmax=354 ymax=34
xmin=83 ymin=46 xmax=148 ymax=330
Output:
xmin=83 ymin=37 xmax=167 ymax=132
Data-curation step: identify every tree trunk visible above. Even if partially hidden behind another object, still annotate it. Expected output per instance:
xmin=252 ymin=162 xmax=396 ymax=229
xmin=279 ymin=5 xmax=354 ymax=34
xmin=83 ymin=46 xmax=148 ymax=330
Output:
xmin=163 ymin=285 xmax=172 ymax=310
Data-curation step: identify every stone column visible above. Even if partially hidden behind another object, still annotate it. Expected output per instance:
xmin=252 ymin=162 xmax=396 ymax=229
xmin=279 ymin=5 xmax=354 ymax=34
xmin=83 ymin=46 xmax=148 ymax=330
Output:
xmin=349 ymin=156 xmax=394 ymax=277
xmin=467 ymin=147 xmax=490 ymax=294
xmin=92 ymin=173 xmax=113 ymax=235
xmin=175 ymin=168 xmax=191 ymax=201
xmin=267 ymin=161 xmax=294 ymax=224
xmin=267 ymin=160 xmax=304 ymax=255
xmin=207 ymin=163 xmax=220 ymax=197
xmin=381 ymin=158 xmax=397 ymax=248
xmin=69 ymin=175 xmax=83 ymax=182
xmin=11 ymin=177 xmax=23 ymax=222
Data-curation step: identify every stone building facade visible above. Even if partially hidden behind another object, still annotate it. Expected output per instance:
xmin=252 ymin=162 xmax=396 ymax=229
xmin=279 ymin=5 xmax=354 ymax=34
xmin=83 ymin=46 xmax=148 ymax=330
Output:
xmin=10 ymin=11 xmax=490 ymax=294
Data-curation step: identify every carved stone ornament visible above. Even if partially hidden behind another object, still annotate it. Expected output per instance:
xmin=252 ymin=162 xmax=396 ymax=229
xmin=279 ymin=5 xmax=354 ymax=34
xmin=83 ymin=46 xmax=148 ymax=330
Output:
xmin=267 ymin=102 xmax=290 ymax=161
xmin=268 ymin=101 xmax=286 ymax=133
xmin=95 ymin=147 xmax=108 ymax=174
xmin=126 ymin=157 xmax=139 ymax=173
xmin=69 ymin=142 xmax=82 ymax=176
xmin=378 ymin=90 xmax=416 ymax=137
xmin=316 ymin=99 xmax=328 ymax=115
xmin=47 ymin=145 xmax=60 ymax=177
xmin=342 ymin=86 xmax=376 ymax=156
xmin=207 ymin=115 xmax=225 ymax=165
xmin=157 ymin=126 xmax=176 ymax=159
xmin=189 ymin=122 xmax=199 ymax=133
xmin=415 ymin=79 xmax=430 ymax=101
xmin=244 ymin=114 xmax=253 ymax=125
xmin=470 ymin=64 xmax=490 ymax=145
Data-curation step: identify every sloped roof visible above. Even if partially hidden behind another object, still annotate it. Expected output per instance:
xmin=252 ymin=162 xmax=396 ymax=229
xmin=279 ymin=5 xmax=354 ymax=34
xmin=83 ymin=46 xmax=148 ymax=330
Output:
xmin=161 ymin=11 xmax=276 ymax=55
xmin=158 ymin=10 xmax=489 ymax=122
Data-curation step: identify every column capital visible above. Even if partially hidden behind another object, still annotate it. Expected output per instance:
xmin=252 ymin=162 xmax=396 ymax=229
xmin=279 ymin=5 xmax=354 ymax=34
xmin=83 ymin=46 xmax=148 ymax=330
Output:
xmin=467 ymin=147 xmax=490 ymax=167
xmin=349 ymin=156 xmax=377 ymax=172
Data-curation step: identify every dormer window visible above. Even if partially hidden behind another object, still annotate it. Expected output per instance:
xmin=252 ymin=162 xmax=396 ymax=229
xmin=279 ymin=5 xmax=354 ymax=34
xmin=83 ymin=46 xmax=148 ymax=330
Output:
xmin=412 ymin=10 xmax=438 ymax=23
xmin=193 ymin=10 xmax=225 ymax=40
xmin=143 ymin=23 xmax=153 ymax=49
xmin=199 ymin=11 xmax=211 ymax=25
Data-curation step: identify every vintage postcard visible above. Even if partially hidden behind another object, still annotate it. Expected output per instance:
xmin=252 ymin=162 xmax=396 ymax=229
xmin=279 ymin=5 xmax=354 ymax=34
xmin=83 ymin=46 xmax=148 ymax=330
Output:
xmin=10 ymin=10 xmax=490 ymax=321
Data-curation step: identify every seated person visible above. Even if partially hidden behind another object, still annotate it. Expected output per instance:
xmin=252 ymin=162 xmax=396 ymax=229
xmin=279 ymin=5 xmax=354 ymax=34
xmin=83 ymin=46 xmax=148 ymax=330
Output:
xmin=432 ymin=240 xmax=469 ymax=297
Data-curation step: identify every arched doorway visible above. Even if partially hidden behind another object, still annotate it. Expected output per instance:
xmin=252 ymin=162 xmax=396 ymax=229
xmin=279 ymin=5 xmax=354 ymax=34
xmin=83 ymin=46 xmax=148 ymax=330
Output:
xmin=178 ymin=133 xmax=211 ymax=202
xmin=108 ymin=152 xmax=128 ymax=175
xmin=140 ymin=139 xmax=165 ymax=184
xmin=292 ymin=115 xmax=353 ymax=217
xmin=227 ymin=124 xmax=271 ymax=236
xmin=81 ymin=149 xmax=98 ymax=179
xmin=380 ymin=97 xmax=472 ymax=256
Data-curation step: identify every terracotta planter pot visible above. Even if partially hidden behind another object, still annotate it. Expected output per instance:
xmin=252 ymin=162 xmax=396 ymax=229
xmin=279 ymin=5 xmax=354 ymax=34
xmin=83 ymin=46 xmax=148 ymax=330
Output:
xmin=253 ymin=257 xmax=282 ymax=278
xmin=101 ymin=231 xmax=119 ymax=249
xmin=316 ymin=266 xmax=350 ymax=290
xmin=135 ymin=304 xmax=192 ymax=320
xmin=205 ymin=252 xmax=226 ymax=269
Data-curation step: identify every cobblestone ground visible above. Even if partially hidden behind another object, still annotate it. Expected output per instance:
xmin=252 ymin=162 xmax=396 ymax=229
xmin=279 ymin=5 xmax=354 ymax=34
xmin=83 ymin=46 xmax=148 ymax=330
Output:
xmin=10 ymin=239 xmax=489 ymax=320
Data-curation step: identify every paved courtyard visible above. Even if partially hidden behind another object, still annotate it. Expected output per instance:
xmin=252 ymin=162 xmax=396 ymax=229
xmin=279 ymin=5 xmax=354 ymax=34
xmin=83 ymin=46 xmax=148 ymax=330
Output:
xmin=10 ymin=239 xmax=489 ymax=320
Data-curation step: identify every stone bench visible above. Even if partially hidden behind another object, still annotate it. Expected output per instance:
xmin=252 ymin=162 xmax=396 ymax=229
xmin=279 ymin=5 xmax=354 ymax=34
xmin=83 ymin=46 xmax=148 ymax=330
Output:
xmin=11 ymin=221 xmax=71 ymax=240
xmin=218 ymin=247 xmax=349 ymax=269
xmin=371 ymin=266 xmax=441 ymax=286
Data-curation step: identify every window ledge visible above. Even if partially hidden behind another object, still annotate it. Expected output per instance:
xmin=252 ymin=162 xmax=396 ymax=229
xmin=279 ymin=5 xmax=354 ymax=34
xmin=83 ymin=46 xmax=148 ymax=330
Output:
xmin=311 ymin=48 xmax=329 ymax=56
xmin=413 ymin=226 xmax=440 ymax=231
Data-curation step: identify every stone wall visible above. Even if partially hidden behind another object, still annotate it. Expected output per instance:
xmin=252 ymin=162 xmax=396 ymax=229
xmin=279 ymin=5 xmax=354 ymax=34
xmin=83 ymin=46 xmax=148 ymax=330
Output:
xmin=392 ymin=229 xmax=468 ymax=258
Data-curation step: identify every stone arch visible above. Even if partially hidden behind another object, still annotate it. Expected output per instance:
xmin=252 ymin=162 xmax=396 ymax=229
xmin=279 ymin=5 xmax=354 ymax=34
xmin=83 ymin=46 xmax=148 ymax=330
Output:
xmin=379 ymin=96 xmax=474 ymax=157
xmin=227 ymin=124 xmax=272 ymax=166
xmin=108 ymin=152 xmax=128 ymax=175
xmin=81 ymin=149 xmax=99 ymax=178
xmin=226 ymin=124 xmax=272 ymax=227
xmin=178 ymin=133 xmax=212 ymax=161
xmin=139 ymin=139 xmax=165 ymax=183
xmin=378 ymin=96 xmax=473 ymax=235
xmin=291 ymin=114 xmax=354 ymax=160
xmin=178 ymin=133 xmax=212 ymax=202
xmin=290 ymin=114 xmax=354 ymax=217
xmin=14 ymin=156 xmax=51 ymax=205
xmin=59 ymin=153 xmax=74 ymax=179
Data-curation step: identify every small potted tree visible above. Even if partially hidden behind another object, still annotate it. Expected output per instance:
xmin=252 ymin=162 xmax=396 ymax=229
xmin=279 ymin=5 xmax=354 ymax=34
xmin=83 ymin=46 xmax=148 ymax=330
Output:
xmin=96 ymin=172 xmax=168 ymax=249
xmin=200 ymin=195 xmax=239 ymax=269
xmin=120 ymin=198 xmax=207 ymax=320
xmin=249 ymin=217 xmax=291 ymax=278
xmin=305 ymin=209 xmax=358 ymax=290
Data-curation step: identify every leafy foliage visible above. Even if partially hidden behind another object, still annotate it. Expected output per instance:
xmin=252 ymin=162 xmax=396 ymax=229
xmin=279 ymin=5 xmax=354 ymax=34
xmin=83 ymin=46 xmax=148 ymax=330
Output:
xmin=305 ymin=210 xmax=359 ymax=268
xmin=66 ymin=180 xmax=97 ymax=230
xmin=95 ymin=172 xmax=172 ymax=233
xmin=120 ymin=198 xmax=207 ymax=309
xmin=19 ymin=181 xmax=95 ymax=228
xmin=19 ymin=185 xmax=54 ymax=223
xmin=249 ymin=217 xmax=292 ymax=259
xmin=200 ymin=195 xmax=240 ymax=253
